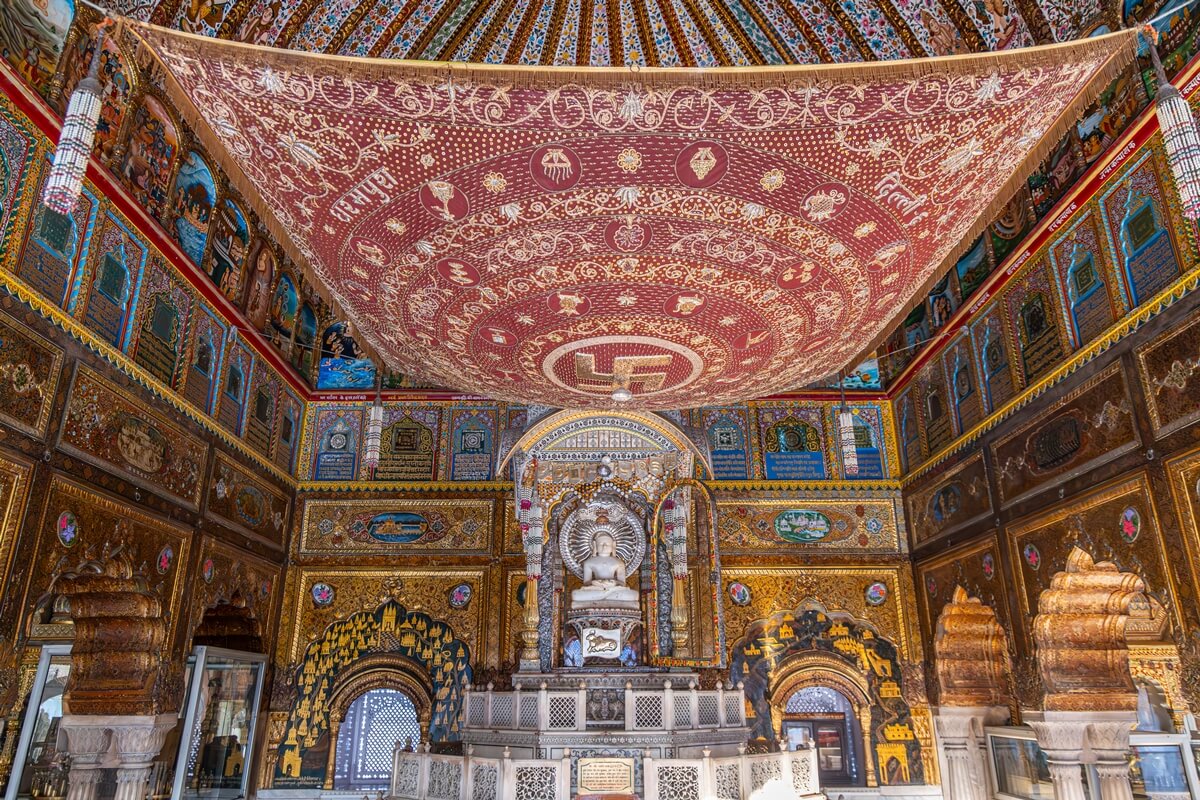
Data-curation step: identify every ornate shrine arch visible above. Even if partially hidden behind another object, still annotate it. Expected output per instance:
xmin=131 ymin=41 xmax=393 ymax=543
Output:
xmin=497 ymin=409 xmax=712 ymax=478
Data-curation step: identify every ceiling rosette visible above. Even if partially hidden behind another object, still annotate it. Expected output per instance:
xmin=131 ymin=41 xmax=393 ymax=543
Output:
xmin=131 ymin=23 xmax=1137 ymax=409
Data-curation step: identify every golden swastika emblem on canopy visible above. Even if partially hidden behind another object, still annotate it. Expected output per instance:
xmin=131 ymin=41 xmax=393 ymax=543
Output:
xmin=574 ymin=352 xmax=671 ymax=393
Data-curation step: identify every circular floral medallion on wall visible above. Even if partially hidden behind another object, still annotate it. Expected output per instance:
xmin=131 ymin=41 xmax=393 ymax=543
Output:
xmin=1023 ymin=543 xmax=1041 ymax=570
xmin=156 ymin=546 xmax=173 ymax=574
xmin=925 ymin=575 xmax=937 ymax=596
xmin=864 ymin=581 xmax=888 ymax=606
xmin=201 ymin=557 xmax=215 ymax=583
xmin=311 ymin=582 xmax=335 ymax=606
xmin=449 ymin=583 xmax=472 ymax=609
xmin=727 ymin=581 xmax=751 ymax=606
xmin=1119 ymin=507 xmax=1141 ymax=543
xmin=982 ymin=553 xmax=995 ymax=579
xmin=56 ymin=512 xmax=79 ymax=548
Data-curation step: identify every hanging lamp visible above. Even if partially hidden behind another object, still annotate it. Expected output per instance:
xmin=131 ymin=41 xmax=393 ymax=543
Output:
xmin=363 ymin=376 xmax=384 ymax=472
xmin=837 ymin=374 xmax=858 ymax=476
xmin=43 ymin=19 xmax=114 ymax=215
xmin=1147 ymin=24 xmax=1200 ymax=219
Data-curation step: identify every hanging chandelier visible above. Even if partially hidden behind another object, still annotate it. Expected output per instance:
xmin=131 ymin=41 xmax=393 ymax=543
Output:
xmin=1148 ymin=24 xmax=1200 ymax=220
xmin=42 ymin=20 xmax=114 ymax=215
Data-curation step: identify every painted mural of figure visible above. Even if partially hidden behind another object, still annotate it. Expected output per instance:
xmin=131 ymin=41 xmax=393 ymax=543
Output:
xmin=0 ymin=0 xmax=73 ymax=94
xmin=922 ymin=11 xmax=967 ymax=55
xmin=244 ymin=244 xmax=274 ymax=329
xmin=240 ymin=0 xmax=281 ymax=44
xmin=976 ymin=0 xmax=1020 ymax=49
xmin=181 ymin=0 xmax=232 ymax=34
xmin=321 ymin=321 xmax=362 ymax=361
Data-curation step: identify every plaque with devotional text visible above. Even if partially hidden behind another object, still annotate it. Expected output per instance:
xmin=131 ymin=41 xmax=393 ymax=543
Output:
xmin=577 ymin=757 xmax=635 ymax=795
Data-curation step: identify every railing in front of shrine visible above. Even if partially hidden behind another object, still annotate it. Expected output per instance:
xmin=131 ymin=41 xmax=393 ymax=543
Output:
xmin=461 ymin=679 xmax=748 ymax=732
xmin=390 ymin=744 xmax=821 ymax=800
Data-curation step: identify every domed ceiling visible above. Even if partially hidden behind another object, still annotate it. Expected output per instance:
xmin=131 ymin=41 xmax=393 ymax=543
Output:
xmin=133 ymin=21 xmax=1135 ymax=409
xmin=114 ymin=0 xmax=1120 ymax=66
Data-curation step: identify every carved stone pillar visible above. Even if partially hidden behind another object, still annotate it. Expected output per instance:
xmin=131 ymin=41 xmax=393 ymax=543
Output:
xmin=1029 ymin=712 xmax=1136 ymax=800
xmin=110 ymin=715 xmax=177 ymax=800
xmin=933 ymin=706 xmax=1009 ymax=800
xmin=58 ymin=719 xmax=111 ymax=800
xmin=1086 ymin=716 xmax=1136 ymax=800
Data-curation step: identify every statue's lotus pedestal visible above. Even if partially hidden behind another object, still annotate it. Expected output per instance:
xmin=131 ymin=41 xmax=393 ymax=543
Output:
xmin=565 ymin=608 xmax=643 ymax=668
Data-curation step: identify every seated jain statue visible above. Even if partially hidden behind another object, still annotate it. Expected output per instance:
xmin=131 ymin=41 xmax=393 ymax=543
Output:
xmin=570 ymin=532 xmax=640 ymax=610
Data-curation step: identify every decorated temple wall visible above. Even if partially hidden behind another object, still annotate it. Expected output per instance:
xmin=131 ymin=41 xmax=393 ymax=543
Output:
xmin=299 ymin=401 xmax=899 ymax=485
xmin=0 ymin=80 xmax=306 ymax=482
xmin=908 ymin=287 xmax=1200 ymax=713
xmin=0 ymin=18 xmax=378 ymax=394
xmin=0 ymin=296 xmax=289 ymax=781
xmin=892 ymin=109 xmax=1200 ymax=477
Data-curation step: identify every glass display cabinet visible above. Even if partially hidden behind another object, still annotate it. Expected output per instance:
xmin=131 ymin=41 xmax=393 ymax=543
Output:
xmin=986 ymin=726 xmax=1200 ymax=800
xmin=171 ymin=646 xmax=267 ymax=799
xmin=5 ymin=645 xmax=71 ymax=800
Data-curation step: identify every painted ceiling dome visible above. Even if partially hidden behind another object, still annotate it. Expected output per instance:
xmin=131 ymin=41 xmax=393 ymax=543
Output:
xmin=118 ymin=0 xmax=1114 ymax=65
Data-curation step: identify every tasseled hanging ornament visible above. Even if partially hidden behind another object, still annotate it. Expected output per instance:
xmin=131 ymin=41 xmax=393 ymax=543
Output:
xmin=837 ymin=376 xmax=858 ymax=476
xmin=43 ymin=20 xmax=114 ymax=215
xmin=1147 ymin=24 xmax=1200 ymax=219
xmin=363 ymin=377 xmax=384 ymax=471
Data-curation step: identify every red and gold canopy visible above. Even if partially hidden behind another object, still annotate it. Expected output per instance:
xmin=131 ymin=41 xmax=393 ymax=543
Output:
xmin=134 ymin=24 xmax=1136 ymax=408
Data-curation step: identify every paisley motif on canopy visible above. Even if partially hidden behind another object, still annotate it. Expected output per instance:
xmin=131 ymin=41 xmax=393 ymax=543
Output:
xmin=131 ymin=24 xmax=1136 ymax=409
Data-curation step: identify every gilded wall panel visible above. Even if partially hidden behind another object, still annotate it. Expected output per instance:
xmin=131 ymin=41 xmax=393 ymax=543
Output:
xmin=914 ymin=533 xmax=1011 ymax=649
xmin=298 ymin=498 xmax=493 ymax=555
xmin=187 ymin=534 xmax=282 ymax=650
xmin=0 ymin=453 xmax=33 ymax=608
xmin=906 ymin=452 xmax=991 ymax=545
xmin=501 ymin=567 xmax=528 ymax=667
xmin=991 ymin=362 xmax=1138 ymax=506
xmin=24 ymin=475 xmax=191 ymax=642
xmin=206 ymin=450 xmax=291 ymax=547
xmin=1164 ymin=445 xmax=1200 ymax=615
xmin=58 ymin=365 xmax=208 ymax=509
xmin=1006 ymin=473 xmax=1181 ymax=649
xmin=502 ymin=498 xmax=522 ymax=554
xmin=278 ymin=568 xmax=489 ymax=668
xmin=0 ymin=308 xmax=63 ymax=438
xmin=717 ymin=498 xmax=901 ymax=554
xmin=1135 ymin=310 xmax=1200 ymax=438
xmin=720 ymin=566 xmax=916 ymax=662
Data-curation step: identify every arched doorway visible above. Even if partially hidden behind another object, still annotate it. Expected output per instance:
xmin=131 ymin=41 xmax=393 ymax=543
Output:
xmin=781 ymin=686 xmax=864 ymax=787
xmin=767 ymin=652 xmax=876 ymax=788
xmin=332 ymin=689 xmax=421 ymax=791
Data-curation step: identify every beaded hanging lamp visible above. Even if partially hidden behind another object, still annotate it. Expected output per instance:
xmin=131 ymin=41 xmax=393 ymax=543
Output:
xmin=1148 ymin=25 xmax=1200 ymax=220
xmin=43 ymin=20 xmax=114 ymax=215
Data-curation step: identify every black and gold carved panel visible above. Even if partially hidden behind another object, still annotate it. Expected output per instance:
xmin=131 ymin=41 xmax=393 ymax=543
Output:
xmin=906 ymin=453 xmax=991 ymax=546
xmin=991 ymin=363 xmax=1138 ymax=506
xmin=914 ymin=533 xmax=1011 ymax=649
xmin=1135 ymin=311 xmax=1200 ymax=438
xmin=1006 ymin=473 xmax=1180 ymax=649
xmin=207 ymin=451 xmax=291 ymax=547
xmin=24 ymin=475 xmax=191 ymax=642
xmin=58 ymin=366 xmax=208 ymax=508
xmin=0 ymin=309 xmax=63 ymax=438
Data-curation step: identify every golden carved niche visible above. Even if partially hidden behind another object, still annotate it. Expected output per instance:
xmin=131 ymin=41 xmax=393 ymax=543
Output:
xmin=1032 ymin=547 xmax=1144 ymax=712
xmin=934 ymin=586 xmax=1012 ymax=707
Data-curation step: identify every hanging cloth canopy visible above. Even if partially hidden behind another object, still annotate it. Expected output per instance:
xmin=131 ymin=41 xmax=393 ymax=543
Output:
xmin=127 ymin=21 xmax=1139 ymax=409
